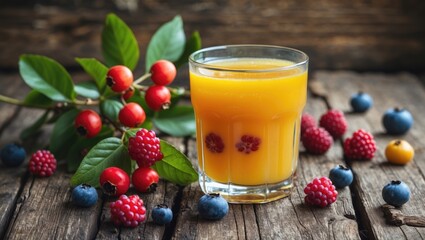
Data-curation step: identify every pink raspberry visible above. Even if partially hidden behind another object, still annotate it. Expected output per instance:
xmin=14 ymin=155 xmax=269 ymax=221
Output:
xmin=128 ymin=128 xmax=163 ymax=167
xmin=235 ymin=135 xmax=261 ymax=154
xmin=110 ymin=195 xmax=146 ymax=227
xmin=344 ymin=129 xmax=377 ymax=160
xmin=319 ymin=109 xmax=348 ymax=139
xmin=304 ymin=177 xmax=338 ymax=207
xmin=301 ymin=113 xmax=317 ymax=136
xmin=301 ymin=127 xmax=333 ymax=154
xmin=28 ymin=150 xmax=57 ymax=177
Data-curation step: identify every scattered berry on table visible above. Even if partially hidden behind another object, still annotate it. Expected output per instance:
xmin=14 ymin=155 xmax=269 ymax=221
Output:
xmin=28 ymin=150 xmax=57 ymax=177
xmin=99 ymin=167 xmax=130 ymax=196
xmin=382 ymin=180 xmax=411 ymax=207
xmin=71 ymin=184 xmax=98 ymax=208
xmin=151 ymin=204 xmax=173 ymax=225
xmin=385 ymin=140 xmax=414 ymax=165
xmin=106 ymin=65 xmax=134 ymax=93
xmin=132 ymin=167 xmax=159 ymax=193
xmin=382 ymin=108 xmax=413 ymax=135
xmin=343 ymin=129 xmax=377 ymax=160
xmin=350 ymin=92 xmax=373 ymax=113
xmin=329 ymin=165 xmax=354 ymax=188
xmin=301 ymin=113 xmax=317 ymax=137
xmin=128 ymin=128 xmax=163 ymax=167
xmin=144 ymin=85 xmax=171 ymax=111
xmin=0 ymin=143 xmax=26 ymax=167
xmin=319 ymin=109 xmax=348 ymax=139
xmin=301 ymin=127 xmax=333 ymax=155
xmin=150 ymin=60 xmax=177 ymax=86
xmin=235 ymin=135 xmax=261 ymax=154
xmin=205 ymin=133 xmax=224 ymax=153
xmin=74 ymin=109 xmax=102 ymax=138
xmin=118 ymin=102 xmax=146 ymax=128
xmin=110 ymin=194 xmax=146 ymax=228
xmin=198 ymin=193 xmax=229 ymax=220
xmin=304 ymin=177 xmax=338 ymax=207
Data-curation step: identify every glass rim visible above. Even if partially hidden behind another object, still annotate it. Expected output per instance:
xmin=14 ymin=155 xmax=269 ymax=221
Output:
xmin=189 ymin=44 xmax=309 ymax=73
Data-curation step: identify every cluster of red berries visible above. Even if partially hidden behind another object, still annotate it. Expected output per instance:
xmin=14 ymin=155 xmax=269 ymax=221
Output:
xmin=73 ymin=60 xmax=176 ymax=139
xmin=301 ymin=109 xmax=376 ymax=160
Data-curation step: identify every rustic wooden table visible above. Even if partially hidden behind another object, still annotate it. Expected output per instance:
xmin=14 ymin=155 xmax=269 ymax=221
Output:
xmin=1 ymin=1 xmax=425 ymax=239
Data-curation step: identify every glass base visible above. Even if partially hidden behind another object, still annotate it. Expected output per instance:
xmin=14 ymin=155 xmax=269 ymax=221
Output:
xmin=199 ymin=174 xmax=294 ymax=204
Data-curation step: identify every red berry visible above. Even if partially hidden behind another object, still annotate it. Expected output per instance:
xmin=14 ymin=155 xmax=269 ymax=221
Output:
xmin=304 ymin=177 xmax=338 ymax=207
xmin=122 ymin=87 xmax=135 ymax=100
xmin=28 ymin=150 xmax=57 ymax=177
xmin=301 ymin=113 xmax=317 ymax=137
xmin=344 ymin=129 xmax=377 ymax=160
xmin=99 ymin=167 xmax=130 ymax=196
xmin=301 ymin=127 xmax=333 ymax=154
xmin=128 ymin=128 xmax=164 ymax=167
xmin=319 ymin=109 xmax=348 ymax=139
xmin=132 ymin=167 xmax=160 ymax=193
xmin=110 ymin=194 xmax=146 ymax=227
xmin=205 ymin=133 xmax=224 ymax=153
xmin=150 ymin=60 xmax=177 ymax=86
xmin=145 ymin=85 xmax=171 ymax=111
xmin=74 ymin=109 xmax=102 ymax=138
xmin=118 ymin=103 xmax=146 ymax=128
xmin=235 ymin=135 xmax=261 ymax=154
xmin=106 ymin=65 xmax=133 ymax=92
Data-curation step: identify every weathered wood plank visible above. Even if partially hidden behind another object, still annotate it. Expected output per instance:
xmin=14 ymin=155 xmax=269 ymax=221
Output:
xmin=173 ymin=93 xmax=360 ymax=239
xmin=314 ymin=71 xmax=425 ymax=239
xmin=0 ymin=0 xmax=424 ymax=71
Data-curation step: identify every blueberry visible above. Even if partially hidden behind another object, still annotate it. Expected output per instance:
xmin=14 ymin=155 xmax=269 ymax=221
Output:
xmin=382 ymin=180 xmax=410 ymax=207
xmin=382 ymin=108 xmax=413 ymax=135
xmin=198 ymin=193 xmax=229 ymax=220
xmin=0 ymin=143 xmax=26 ymax=167
xmin=71 ymin=184 xmax=98 ymax=207
xmin=329 ymin=165 xmax=354 ymax=188
xmin=151 ymin=204 xmax=173 ymax=225
xmin=350 ymin=92 xmax=373 ymax=113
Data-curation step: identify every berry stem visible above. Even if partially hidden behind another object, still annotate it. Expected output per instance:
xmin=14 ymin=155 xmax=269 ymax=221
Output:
xmin=0 ymin=94 xmax=99 ymax=109
xmin=134 ymin=73 xmax=152 ymax=85
xmin=103 ymin=115 xmax=125 ymax=134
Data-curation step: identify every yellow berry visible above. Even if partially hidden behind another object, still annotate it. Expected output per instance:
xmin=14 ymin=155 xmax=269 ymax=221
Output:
xmin=385 ymin=140 xmax=414 ymax=165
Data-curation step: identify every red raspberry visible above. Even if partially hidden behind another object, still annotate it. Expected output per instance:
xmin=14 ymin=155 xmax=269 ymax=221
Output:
xmin=319 ymin=109 xmax=348 ymax=139
xmin=235 ymin=135 xmax=261 ymax=154
xmin=304 ymin=177 xmax=338 ymax=207
xmin=301 ymin=113 xmax=317 ymax=137
xmin=110 ymin=194 xmax=146 ymax=228
xmin=205 ymin=133 xmax=224 ymax=153
xmin=301 ymin=127 xmax=333 ymax=154
xmin=128 ymin=128 xmax=163 ymax=167
xmin=343 ymin=129 xmax=377 ymax=160
xmin=28 ymin=150 xmax=57 ymax=177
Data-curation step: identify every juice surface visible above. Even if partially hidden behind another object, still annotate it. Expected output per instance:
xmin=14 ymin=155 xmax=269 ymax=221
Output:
xmin=190 ymin=58 xmax=307 ymax=185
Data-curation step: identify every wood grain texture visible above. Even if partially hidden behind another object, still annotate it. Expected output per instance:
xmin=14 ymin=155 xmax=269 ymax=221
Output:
xmin=0 ymin=0 xmax=424 ymax=71
xmin=312 ymin=71 xmax=425 ymax=239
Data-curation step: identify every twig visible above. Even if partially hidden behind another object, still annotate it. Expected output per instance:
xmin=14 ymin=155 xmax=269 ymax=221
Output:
xmin=381 ymin=204 xmax=425 ymax=227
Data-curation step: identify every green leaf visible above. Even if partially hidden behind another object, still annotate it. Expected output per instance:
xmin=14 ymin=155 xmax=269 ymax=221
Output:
xmin=100 ymin=98 xmax=123 ymax=122
xmin=101 ymin=13 xmax=139 ymax=70
xmin=19 ymin=54 xmax=76 ymax=101
xmin=152 ymin=140 xmax=198 ymax=186
xmin=75 ymin=81 xmax=100 ymax=99
xmin=75 ymin=58 xmax=108 ymax=92
xmin=153 ymin=105 xmax=196 ymax=137
xmin=145 ymin=15 xmax=186 ymax=71
xmin=66 ymin=126 xmax=114 ymax=172
xmin=49 ymin=109 xmax=79 ymax=159
xmin=70 ymin=137 xmax=131 ymax=187
xmin=23 ymin=90 xmax=53 ymax=107
xmin=174 ymin=31 xmax=202 ymax=68
xmin=20 ymin=110 xmax=50 ymax=140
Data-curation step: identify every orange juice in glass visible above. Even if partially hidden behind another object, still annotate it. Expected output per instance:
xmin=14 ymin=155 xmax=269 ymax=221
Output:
xmin=189 ymin=45 xmax=308 ymax=203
